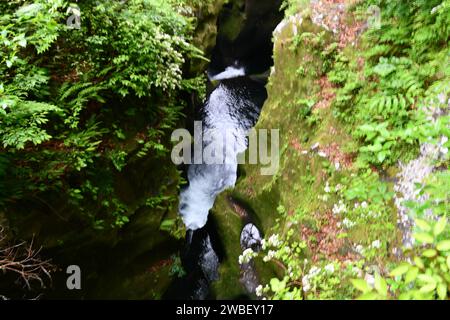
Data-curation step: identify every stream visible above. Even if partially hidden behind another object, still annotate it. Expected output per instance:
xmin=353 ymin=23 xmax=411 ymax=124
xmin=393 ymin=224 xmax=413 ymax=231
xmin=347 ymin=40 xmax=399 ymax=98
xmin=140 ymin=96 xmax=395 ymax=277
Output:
xmin=164 ymin=69 xmax=268 ymax=300
xmin=163 ymin=0 xmax=284 ymax=300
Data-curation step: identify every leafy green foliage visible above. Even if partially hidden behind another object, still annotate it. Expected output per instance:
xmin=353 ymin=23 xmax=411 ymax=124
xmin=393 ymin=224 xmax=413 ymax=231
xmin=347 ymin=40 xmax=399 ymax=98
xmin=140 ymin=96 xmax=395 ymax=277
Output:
xmin=253 ymin=0 xmax=449 ymax=301
xmin=354 ymin=217 xmax=450 ymax=300
xmin=331 ymin=0 xmax=450 ymax=166
xmin=0 ymin=0 xmax=206 ymax=231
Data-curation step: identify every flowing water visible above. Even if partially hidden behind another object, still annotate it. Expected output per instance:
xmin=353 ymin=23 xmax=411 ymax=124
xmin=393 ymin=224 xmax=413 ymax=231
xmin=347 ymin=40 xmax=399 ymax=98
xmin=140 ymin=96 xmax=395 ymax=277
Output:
xmin=166 ymin=67 xmax=268 ymax=299
xmin=179 ymin=71 xmax=267 ymax=230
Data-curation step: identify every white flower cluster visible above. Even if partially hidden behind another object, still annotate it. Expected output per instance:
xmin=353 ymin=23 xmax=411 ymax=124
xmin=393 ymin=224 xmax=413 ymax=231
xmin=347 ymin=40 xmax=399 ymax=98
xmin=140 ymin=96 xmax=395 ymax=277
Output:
xmin=267 ymin=234 xmax=281 ymax=247
xmin=431 ymin=4 xmax=443 ymax=14
xmin=348 ymin=264 xmax=363 ymax=277
xmin=354 ymin=244 xmax=364 ymax=255
xmin=255 ymin=285 xmax=264 ymax=297
xmin=263 ymin=250 xmax=277 ymax=262
xmin=238 ymin=248 xmax=257 ymax=265
xmin=302 ymin=266 xmax=321 ymax=292
xmin=324 ymin=263 xmax=335 ymax=274
xmin=318 ymin=151 xmax=327 ymax=158
xmin=371 ymin=240 xmax=381 ymax=249
xmin=332 ymin=200 xmax=347 ymax=215
xmin=342 ymin=217 xmax=356 ymax=229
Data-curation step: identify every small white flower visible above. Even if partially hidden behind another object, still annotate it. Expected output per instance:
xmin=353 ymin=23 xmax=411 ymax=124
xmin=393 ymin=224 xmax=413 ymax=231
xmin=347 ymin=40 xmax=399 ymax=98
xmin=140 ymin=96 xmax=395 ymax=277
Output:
xmin=268 ymin=234 xmax=281 ymax=247
xmin=324 ymin=182 xmax=331 ymax=193
xmin=311 ymin=142 xmax=320 ymax=150
xmin=261 ymin=239 xmax=267 ymax=250
xmin=263 ymin=250 xmax=276 ymax=262
xmin=324 ymin=264 xmax=335 ymax=274
xmin=302 ymin=276 xmax=310 ymax=292
xmin=255 ymin=285 xmax=263 ymax=297
xmin=371 ymin=240 xmax=381 ymax=249
xmin=309 ymin=266 xmax=321 ymax=277
xmin=431 ymin=5 xmax=440 ymax=14
xmin=239 ymin=248 xmax=256 ymax=265
xmin=332 ymin=200 xmax=347 ymax=215
xmin=361 ymin=201 xmax=368 ymax=209
xmin=364 ymin=274 xmax=375 ymax=288
xmin=334 ymin=162 xmax=340 ymax=170
xmin=355 ymin=245 xmax=364 ymax=255
xmin=343 ymin=218 xmax=356 ymax=228
xmin=318 ymin=151 xmax=327 ymax=158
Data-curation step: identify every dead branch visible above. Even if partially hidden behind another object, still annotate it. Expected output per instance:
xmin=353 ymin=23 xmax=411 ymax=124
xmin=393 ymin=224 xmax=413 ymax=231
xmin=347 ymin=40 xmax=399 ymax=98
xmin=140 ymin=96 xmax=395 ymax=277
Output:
xmin=0 ymin=226 xmax=56 ymax=290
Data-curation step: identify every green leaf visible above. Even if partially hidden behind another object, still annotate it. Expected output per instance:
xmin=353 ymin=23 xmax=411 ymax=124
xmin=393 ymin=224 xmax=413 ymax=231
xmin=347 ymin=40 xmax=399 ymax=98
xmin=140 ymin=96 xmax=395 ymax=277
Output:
xmin=373 ymin=61 xmax=396 ymax=77
xmin=374 ymin=273 xmax=388 ymax=296
xmin=447 ymin=256 xmax=450 ymax=269
xmin=18 ymin=38 xmax=27 ymax=48
xmin=270 ymin=278 xmax=285 ymax=292
xmin=437 ymin=283 xmax=447 ymax=300
xmin=377 ymin=151 xmax=387 ymax=163
xmin=390 ymin=263 xmax=410 ymax=277
xmin=436 ymin=240 xmax=450 ymax=252
xmin=357 ymin=292 xmax=379 ymax=300
xmin=405 ymin=267 xmax=419 ymax=283
xmin=422 ymin=249 xmax=437 ymax=258
xmin=351 ymin=279 xmax=371 ymax=293
xmin=159 ymin=219 xmax=175 ymax=231
xmin=413 ymin=232 xmax=434 ymax=244
xmin=434 ymin=217 xmax=447 ymax=236
xmin=419 ymin=283 xmax=436 ymax=293
xmin=417 ymin=274 xmax=436 ymax=284
xmin=414 ymin=257 xmax=425 ymax=269
xmin=398 ymin=292 xmax=412 ymax=300
xmin=415 ymin=219 xmax=431 ymax=232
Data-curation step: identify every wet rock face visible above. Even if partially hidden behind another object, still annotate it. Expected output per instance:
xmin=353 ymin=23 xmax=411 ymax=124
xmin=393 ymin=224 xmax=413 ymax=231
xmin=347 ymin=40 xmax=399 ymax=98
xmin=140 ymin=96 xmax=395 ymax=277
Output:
xmin=210 ymin=0 xmax=284 ymax=75
xmin=240 ymin=223 xmax=262 ymax=251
